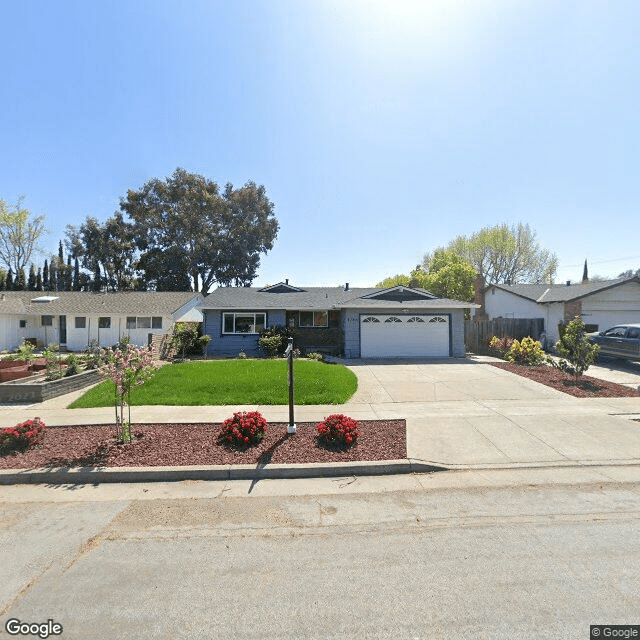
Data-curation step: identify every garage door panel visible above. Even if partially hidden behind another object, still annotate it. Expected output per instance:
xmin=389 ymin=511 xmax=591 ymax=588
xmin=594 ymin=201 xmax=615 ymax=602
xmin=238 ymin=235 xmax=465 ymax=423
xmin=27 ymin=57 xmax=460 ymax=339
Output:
xmin=360 ymin=314 xmax=450 ymax=358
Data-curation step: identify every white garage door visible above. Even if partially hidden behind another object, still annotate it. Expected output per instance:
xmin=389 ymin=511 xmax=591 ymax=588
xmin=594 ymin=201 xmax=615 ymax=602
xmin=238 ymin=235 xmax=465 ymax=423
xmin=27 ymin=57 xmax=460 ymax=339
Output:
xmin=360 ymin=314 xmax=450 ymax=358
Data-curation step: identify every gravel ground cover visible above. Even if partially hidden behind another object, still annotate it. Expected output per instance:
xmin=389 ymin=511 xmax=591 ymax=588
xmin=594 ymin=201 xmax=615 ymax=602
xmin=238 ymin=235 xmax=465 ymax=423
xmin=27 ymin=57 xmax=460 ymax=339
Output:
xmin=0 ymin=419 xmax=406 ymax=469
xmin=491 ymin=362 xmax=640 ymax=398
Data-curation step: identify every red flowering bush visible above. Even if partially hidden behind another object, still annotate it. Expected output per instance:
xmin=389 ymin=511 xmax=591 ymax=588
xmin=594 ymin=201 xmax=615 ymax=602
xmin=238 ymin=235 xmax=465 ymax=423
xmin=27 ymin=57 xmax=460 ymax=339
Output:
xmin=0 ymin=418 xmax=46 ymax=454
xmin=220 ymin=411 xmax=267 ymax=448
xmin=316 ymin=414 xmax=359 ymax=449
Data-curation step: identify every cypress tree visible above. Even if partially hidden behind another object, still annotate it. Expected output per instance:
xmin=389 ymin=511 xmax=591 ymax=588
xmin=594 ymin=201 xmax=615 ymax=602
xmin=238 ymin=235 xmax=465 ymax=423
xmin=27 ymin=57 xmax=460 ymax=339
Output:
xmin=43 ymin=260 xmax=49 ymax=290
xmin=6 ymin=269 xmax=14 ymax=290
xmin=28 ymin=264 xmax=37 ymax=291
xmin=66 ymin=254 xmax=73 ymax=291
xmin=0 ymin=270 xmax=6 ymax=291
xmin=15 ymin=268 xmax=26 ymax=290
xmin=73 ymin=257 xmax=81 ymax=291
xmin=36 ymin=267 xmax=43 ymax=291
xmin=50 ymin=260 xmax=57 ymax=292
xmin=92 ymin=260 xmax=102 ymax=292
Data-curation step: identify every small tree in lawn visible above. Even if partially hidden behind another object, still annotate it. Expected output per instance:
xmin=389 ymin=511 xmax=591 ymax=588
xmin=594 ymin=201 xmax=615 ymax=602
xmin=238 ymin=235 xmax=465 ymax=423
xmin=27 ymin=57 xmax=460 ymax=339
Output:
xmin=99 ymin=344 xmax=157 ymax=443
xmin=555 ymin=317 xmax=599 ymax=378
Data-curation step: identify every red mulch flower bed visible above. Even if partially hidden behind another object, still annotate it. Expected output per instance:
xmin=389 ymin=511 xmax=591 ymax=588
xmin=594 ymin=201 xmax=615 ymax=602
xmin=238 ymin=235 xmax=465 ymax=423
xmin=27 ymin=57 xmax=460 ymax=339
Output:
xmin=0 ymin=420 xmax=406 ymax=470
xmin=492 ymin=362 xmax=640 ymax=398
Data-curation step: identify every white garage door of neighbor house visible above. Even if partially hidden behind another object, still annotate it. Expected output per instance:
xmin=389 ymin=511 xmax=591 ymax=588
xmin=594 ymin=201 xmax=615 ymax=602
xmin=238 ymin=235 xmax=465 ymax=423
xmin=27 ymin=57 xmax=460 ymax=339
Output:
xmin=360 ymin=314 xmax=450 ymax=358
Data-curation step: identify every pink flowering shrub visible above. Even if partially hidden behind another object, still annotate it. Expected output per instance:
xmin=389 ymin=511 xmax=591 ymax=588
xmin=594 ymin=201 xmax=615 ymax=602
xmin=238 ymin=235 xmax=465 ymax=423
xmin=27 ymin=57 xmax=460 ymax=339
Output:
xmin=316 ymin=414 xmax=359 ymax=449
xmin=0 ymin=418 xmax=46 ymax=454
xmin=220 ymin=411 xmax=267 ymax=448
xmin=99 ymin=345 xmax=157 ymax=443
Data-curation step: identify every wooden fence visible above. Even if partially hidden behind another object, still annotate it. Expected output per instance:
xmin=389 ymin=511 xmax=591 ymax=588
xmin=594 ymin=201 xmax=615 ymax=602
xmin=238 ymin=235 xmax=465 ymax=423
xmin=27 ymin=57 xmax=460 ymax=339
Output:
xmin=465 ymin=318 xmax=545 ymax=355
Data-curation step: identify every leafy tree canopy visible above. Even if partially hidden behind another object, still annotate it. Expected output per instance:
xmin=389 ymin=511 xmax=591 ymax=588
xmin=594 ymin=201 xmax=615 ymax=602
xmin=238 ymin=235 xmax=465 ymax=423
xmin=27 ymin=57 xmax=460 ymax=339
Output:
xmin=376 ymin=250 xmax=475 ymax=301
xmin=120 ymin=167 xmax=278 ymax=293
xmin=0 ymin=197 xmax=46 ymax=275
xmin=66 ymin=213 xmax=138 ymax=292
xmin=424 ymin=222 xmax=557 ymax=285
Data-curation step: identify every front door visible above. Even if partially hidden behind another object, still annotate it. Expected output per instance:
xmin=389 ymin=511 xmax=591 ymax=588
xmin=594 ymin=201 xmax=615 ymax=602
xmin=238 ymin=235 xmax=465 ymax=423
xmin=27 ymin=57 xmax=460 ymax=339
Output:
xmin=59 ymin=315 xmax=67 ymax=345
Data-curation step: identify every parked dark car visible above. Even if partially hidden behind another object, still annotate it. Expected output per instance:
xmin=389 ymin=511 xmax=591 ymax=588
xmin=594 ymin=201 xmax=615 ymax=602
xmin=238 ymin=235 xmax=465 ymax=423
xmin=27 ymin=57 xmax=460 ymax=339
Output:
xmin=587 ymin=324 xmax=640 ymax=361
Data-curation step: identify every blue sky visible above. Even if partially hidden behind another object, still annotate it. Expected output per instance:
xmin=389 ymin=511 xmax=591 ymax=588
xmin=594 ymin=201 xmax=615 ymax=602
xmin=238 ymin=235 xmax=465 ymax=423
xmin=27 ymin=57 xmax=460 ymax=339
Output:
xmin=1 ymin=0 xmax=639 ymax=288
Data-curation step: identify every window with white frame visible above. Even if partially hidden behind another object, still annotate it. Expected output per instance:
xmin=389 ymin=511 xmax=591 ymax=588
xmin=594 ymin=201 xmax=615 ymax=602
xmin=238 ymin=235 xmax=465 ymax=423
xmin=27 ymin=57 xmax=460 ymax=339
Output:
xmin=299 ymin=311 xmax=328 ymax=327
xmin=126 ymin=316 xmax=162 ymax=329
xmin=41 ymin=315 xmax=53 ymax=327
xmin=223 ymin=312 xmax=266 ymax=334
xmin=98 ymin=317 xmax=111 ymax=329
xmin=75 ymin=317 xmax=86 ymax=329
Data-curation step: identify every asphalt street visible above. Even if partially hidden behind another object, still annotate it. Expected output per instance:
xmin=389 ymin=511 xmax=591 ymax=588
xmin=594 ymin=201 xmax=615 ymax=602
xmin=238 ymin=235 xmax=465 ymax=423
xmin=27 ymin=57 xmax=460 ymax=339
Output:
xmin=2 ymin=472 xmax=640 ymax=639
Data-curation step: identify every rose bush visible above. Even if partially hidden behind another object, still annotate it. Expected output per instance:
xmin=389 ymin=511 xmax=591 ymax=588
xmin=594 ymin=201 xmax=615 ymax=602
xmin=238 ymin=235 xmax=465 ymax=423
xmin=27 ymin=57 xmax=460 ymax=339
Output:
xmin=316 ymin=414 xmax=359 ymax=449
xmin=0 ymin=418 xmax=46 ymax=454
xmin=220 ymin=411 xmax=267 ymax=448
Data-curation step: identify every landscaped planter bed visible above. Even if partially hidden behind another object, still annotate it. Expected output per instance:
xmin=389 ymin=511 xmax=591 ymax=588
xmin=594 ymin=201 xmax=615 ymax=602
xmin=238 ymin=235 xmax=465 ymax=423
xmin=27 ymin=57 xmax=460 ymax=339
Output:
xmin=0 ymin=419 xmax=406 ymax=469
xmin=492 ymin=362 xmax=640 ymax=398
xmin=0 ymin=370 xmax=100 ymax=403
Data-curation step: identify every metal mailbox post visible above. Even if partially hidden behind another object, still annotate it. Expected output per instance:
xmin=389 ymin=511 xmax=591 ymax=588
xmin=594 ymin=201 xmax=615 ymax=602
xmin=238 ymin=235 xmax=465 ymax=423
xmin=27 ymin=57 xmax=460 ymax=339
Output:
xmin=284 ymin=337 xmax=296 ymax=434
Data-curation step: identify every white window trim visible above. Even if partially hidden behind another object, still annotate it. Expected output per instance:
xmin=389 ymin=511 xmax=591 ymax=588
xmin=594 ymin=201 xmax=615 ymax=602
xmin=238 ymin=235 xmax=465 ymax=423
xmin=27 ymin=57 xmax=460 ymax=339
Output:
xmin=126 ymin=316 xmax=163 ymax=330
xmin=299 ymin=310 xmax=328 ymax=328
xmin=222 ymin=312 xmax=266 ymax=334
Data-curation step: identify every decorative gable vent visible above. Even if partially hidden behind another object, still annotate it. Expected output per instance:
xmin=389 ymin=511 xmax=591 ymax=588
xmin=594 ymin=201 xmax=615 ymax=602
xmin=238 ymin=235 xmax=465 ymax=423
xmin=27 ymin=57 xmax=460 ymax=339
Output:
xmin=258 ymin=282 xmax=305 ymax=293
xmin=360 ymin=286 xmax=437 ymax=303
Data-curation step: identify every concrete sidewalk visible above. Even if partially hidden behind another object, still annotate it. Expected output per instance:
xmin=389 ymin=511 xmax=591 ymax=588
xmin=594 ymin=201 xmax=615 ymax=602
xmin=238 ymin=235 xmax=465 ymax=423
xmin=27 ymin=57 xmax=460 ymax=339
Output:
xmin=2 ymin=356 xmax=640 ymax=483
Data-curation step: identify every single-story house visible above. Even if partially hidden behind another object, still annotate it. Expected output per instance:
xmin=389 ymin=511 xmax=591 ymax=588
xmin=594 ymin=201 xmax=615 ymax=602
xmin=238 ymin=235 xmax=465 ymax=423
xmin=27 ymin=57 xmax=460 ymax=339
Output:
xmin=0 ymin=291 xmax=203 ymax=352
xmin=201 ymin=282 xmax=476 ymax=358
xmin=476 ymin=276 xmax=640 ymax=345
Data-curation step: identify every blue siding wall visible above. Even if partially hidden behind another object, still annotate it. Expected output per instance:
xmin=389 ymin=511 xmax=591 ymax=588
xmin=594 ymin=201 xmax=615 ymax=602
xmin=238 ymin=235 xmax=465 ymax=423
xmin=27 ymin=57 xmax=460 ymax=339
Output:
xmin=204 ymin=309 xmax=286 ymax=357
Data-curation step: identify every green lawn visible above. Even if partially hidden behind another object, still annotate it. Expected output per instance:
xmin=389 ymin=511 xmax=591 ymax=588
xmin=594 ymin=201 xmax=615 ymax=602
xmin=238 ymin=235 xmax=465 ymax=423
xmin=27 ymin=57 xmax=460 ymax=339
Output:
xmin=68 ymin=359 xmax=358 ymax=408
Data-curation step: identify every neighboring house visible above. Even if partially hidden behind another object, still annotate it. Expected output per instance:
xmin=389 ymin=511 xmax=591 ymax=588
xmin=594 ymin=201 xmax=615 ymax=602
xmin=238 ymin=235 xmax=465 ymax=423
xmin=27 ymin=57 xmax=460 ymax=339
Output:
xmin=201 ymin=282 xmax=476 ymax=359
xmin=0 ymin=291 xmax=203 ymax=352
xmin=477 ymin=276 xmax=640 ymax=345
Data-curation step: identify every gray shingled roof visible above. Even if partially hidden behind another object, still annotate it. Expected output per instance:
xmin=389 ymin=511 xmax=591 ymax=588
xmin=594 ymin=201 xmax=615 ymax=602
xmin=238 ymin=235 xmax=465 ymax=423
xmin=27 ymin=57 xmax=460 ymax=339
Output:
xmin=202 ymin=285 xmax=476 ymax=310
xmin=489 ymin=277 xmax=640 ymax=303
xmin=0 ymin=291 xmax=201 ymax=316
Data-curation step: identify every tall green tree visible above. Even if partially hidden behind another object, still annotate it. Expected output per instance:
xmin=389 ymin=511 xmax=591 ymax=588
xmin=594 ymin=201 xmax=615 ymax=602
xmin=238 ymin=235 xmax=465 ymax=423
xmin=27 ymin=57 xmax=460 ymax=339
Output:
xmin=27 ymin=264 xmax=37 ymax=291
xmin=0 ymin=197 xmax=46 ymax=275
xmin=120 ymin=168 xmax=278 ymax=293
xmin=42 ymin=259 xmax=49 ymax=290
xmin=422 ymin=250 xmax=476 ymax=301
xmin=424 ymin=222 xmax=557 ymax=285
xmin=376 ymin=252 xmax=475 ymax=301
xmin=14 ymin=268 xmax=26 ymax=290
xmin=65 ymin=212 xmax=138 ymax=291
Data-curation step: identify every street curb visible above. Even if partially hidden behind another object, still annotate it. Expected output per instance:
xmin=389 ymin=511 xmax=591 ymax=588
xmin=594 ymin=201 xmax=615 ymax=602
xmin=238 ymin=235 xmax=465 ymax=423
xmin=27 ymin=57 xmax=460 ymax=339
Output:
xmin=3 ymin=457 xmax=640 ymax=485
xmin=0 ymin=459 xmax=448 ymax=485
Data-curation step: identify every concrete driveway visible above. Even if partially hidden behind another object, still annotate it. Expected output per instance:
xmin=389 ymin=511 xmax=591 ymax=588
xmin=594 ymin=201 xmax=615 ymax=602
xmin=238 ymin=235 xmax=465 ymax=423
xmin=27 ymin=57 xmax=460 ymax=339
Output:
xmin=341 ymin=357 xmax=640 ymax=469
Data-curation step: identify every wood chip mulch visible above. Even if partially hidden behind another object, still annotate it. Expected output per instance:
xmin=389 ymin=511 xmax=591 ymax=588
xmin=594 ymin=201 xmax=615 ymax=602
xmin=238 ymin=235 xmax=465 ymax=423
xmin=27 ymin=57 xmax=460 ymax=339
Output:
xmin=0 ymin=420 xmax=407 ymax=470
xmin=491 ymin=362 xmax=640 ymax=398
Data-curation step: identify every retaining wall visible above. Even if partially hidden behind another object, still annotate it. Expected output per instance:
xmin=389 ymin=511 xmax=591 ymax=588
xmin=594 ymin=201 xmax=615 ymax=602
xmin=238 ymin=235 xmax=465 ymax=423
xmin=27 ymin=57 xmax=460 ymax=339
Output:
xmin=0 ymin=370 xmax=101 ymax=403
